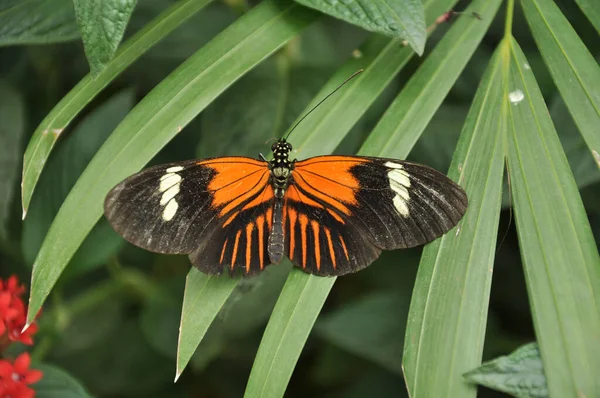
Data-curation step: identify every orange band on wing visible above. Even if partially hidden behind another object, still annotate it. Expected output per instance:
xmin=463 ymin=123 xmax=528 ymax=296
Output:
xmin=286 ymin=185 xmax=323 ymax=210
xmin=311 ymin=220 xmax=321 ymax=271
xmin=324 ymin=228 xmax=336 ymax=270
xmin=198 ymin=158 xmax=270 ymax=216
xmin=299 ymin=213 xmax=308 ymax=269
xmin=220 ymin=238 xmax=228 ymax=264
xmin=293 ymin=156 xmax=362 ymax=204
xmin=231 ymin=230 xmax=242 ymax=270
xmin=339 ymin=235 xmax=349 ymax=260
xmin=245 ymin=223 xmax=253 ymax=273
xmin=241 ymin=184 xmax=274 ymax=211
xmin=256 ymin=214 xmax=265 ymax=269
xmin=288 ymin=207 xmax=297 ymax=260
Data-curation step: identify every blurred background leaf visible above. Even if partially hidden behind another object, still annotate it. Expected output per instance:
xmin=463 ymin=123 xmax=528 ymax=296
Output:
xmin=33 ymin=363 xmax=92 ymax=398
xmin=0 ymin=0 xmax=80 ymax=45
xmin=0 ymin=81 xmax=25 ymax=241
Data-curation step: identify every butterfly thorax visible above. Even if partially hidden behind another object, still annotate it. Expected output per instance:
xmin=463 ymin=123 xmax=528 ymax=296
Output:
xmin=269 ymin=139 xmax=294 ymax=199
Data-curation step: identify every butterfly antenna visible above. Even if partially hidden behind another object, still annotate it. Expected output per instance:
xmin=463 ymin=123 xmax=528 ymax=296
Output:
xmin=283 ymin=69 xmax=364 ymax=141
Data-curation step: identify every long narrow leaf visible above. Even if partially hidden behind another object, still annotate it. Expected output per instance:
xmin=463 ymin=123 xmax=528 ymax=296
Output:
xmin=403 ymin=45 xmax=505 ymax=398
xmin=22 ymin=0 xmax=214 ymax=216
xmin=26 ymin=0 xmax=318 ymax=325
xmin=505 ymin=36 xmax=600 ymax=397
xmin=176 ymin=270 xmax=238 ymax=380
xmin=521 ymin=0 xmax=600 ymax=169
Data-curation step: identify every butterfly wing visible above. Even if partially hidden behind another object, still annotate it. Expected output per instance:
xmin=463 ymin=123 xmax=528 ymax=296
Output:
xmin=284 ymin=155 xmax=467 ymax=276
xmin=104 ymin=157 xmax=274 ymax=274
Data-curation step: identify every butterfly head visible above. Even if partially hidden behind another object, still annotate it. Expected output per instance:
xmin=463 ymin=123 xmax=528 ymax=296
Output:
xmin=271 ymin=139 xmax=293 ymax=167
xmin=270 ymin=139 xmax=293 ymax=198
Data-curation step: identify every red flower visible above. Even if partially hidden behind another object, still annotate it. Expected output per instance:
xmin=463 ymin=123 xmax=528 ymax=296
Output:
xmin=0 ymin=292 xmax=20 ymax=336
xmin=0 ymin=382 xmax=36 ymax=398
xmin=0 ymin=353 xmax=43 ymax=385
xmin=0 ymin=353 xmax=42 ymax=398
xmin=2 ymin=277 xmax=26 ymax=298
xmin=0 ymin=276 xmax=39 ymax=347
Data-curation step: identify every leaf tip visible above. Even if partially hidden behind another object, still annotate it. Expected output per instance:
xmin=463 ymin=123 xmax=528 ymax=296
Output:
xmin=174 ymin=370 xmax=182 ymax=383
xmin=21 ymin=322 xmax=31 ymax=333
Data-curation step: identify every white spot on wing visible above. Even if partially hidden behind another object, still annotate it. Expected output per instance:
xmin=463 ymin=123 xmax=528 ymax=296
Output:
xmin=387 ymin=166 xmax=411 ymax=217
xmin=162 ymin=199 xmax=178 ymax=221
xmin=160 ymin=184 xmax=180 ymax=205
xmin=509 ymin=90 xmax=524 ymax=104
xmin=524 ymin=63 xmax=530 ymax=69
xmin=388 ymin=169 xmax=411 ymax=188
xmin=390 ymin=179 xmax=409 ymax=200
xmin=385 ymin=161 xmax=404 ymax=169
xmin=159 ymin=173 xmax=181 ymax=192
xmin=393 ymin=196 xmax=409 ymax=216
xmin=166 ymin=166 xmax=184 ymax=173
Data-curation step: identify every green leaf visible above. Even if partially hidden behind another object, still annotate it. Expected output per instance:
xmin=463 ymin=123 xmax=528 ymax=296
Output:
xmin=22 ymin=90 xmax=134 ymax=278
xmin=550 ymin=95 xmax=600 ymax=189
xmin=33 ymin=364 xmax=92 ymax=398
xmin=21 ymin=0 xmax=214 ymax=216
xmin=0 ymin=0 xmax=80 ymax=45
xmin=362 ymin=0 xmax=503 ymax=158
xmin=464 ymin=343 xmax=548 ymax=398
xmin=293 ymin=0 xmax=426 ymax=55
xmin=521 ymin=0 xmax=600 ymax=170
xmin=176 ymin=270 xmax=237 ymax=379
xmin=0 ymin=81 xmax=25 ymax=240
xmin=245 ymin=269 xmax=336 ymax=397
xmin=315 ymin=292 xmax=408 ymax=374
xmin=220 ymin=262 xmax=292 ymax=337
xmin=574 ymin=0 xmax=600 ymax=34
xmin=504 ymin=37 xmax=600 ymax=397
xmin=73 ymin=0 xmax=138 ymax=76
xmin=26 ymin=0 xmax=317 ymax=326
xmin=408 ymin=104 xmax=467 ymax=171
xmin=403 ymin=42 xmax=505 ymax=398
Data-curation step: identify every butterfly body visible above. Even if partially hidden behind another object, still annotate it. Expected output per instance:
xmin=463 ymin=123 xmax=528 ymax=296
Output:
xmin=104 ymin=138 xmax=467 ymax=277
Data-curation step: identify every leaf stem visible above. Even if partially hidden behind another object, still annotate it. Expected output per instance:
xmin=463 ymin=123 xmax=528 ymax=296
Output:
xmin=504 ymin=0 xmax=515 ymax=37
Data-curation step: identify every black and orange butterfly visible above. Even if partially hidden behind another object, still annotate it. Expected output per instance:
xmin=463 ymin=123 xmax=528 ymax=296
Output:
xmin=104 ymin=137 xmax=468 ymax=276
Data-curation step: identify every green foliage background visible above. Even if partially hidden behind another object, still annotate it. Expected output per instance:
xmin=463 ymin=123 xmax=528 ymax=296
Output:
xmin=0 ymin=0 xmax=599 ymax=397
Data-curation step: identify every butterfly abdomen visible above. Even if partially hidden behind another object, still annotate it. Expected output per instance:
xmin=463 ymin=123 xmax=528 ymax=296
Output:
xmin=268 ymin=199 xmax=285 ymax=264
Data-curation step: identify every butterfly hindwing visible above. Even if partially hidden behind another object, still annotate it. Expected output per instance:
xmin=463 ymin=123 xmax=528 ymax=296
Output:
xmin=283 ymin=187 xmax=381 ymax=276
xmin=190 ymin=185 xmax=274 ymax=276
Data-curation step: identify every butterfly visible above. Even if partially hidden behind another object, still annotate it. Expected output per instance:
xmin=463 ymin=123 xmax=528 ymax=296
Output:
xmin=104 ymin=138 xmax=468 ymax=277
